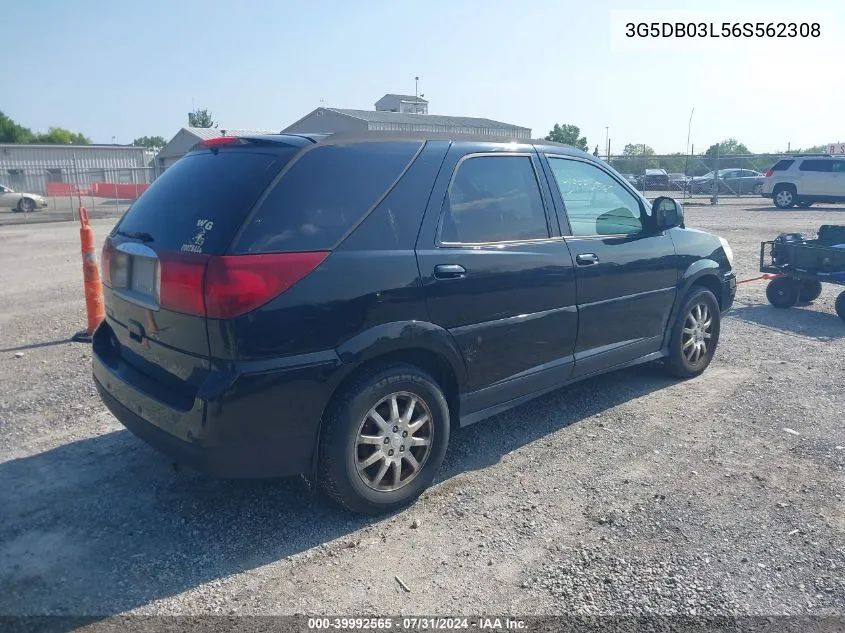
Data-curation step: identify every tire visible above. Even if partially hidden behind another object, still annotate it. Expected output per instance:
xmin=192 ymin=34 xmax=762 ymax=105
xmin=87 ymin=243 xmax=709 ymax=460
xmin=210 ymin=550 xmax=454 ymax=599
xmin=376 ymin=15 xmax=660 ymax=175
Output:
xmin=753 ymin=183 xmax=763 ymax=195
xmin=798 ymin=280 xmax=823 ymax=303
xmin=773 ymin=186 xmax=796 ymax=209
xmin=836 ymin=291 xmax=845 ymax=322
xmin=797 ymin=201 xmax=813 ymax=208
xmin=766 ymin=277 xmax=800 ymax=308
xmin=17 ymin=198 xmax=35 ymax=213
xmin=318 ymin=363 xmax=450 ymax=515
xmin=664 ymin=287 xmax=721 ymax=379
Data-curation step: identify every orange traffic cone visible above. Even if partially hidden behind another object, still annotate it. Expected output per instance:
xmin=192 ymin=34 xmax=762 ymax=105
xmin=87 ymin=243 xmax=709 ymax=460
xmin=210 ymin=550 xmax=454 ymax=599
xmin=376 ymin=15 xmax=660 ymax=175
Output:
xmin=72 ymin=207 xmax=106 ymax=342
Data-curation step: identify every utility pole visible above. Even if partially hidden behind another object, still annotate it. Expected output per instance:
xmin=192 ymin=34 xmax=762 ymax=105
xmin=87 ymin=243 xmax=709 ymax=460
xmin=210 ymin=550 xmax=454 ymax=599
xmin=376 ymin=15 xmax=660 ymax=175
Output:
xmin=604 ymin=127 xmax=609 ymax=160
xmin=415 ymin=76 xmax=419 ymax=99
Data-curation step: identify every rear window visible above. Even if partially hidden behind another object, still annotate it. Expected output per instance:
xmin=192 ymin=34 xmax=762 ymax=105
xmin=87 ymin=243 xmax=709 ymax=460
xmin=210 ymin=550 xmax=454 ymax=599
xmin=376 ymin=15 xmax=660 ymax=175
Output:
xmin=232 ymin=142 xmax=422 ymax=253
xmin=115 ymin=149 xmax=293 ymax=254
xmin=771 ymin=159 xmax=794 ymax=172
xmin=799 ymin=159 xmax=832 ymax=172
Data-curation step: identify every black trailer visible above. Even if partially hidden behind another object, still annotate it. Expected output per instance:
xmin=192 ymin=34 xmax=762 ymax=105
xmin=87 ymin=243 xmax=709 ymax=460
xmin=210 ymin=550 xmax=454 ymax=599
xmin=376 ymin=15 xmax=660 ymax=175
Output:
xmin=759 ymin=225 xmax=845 ymax=321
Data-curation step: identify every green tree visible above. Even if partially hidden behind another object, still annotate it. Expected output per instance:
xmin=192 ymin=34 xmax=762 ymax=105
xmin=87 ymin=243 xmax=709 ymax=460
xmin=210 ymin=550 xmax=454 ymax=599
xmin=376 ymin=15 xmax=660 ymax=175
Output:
xmin=132 ymin=135 xmax=168 ymax=150
xmin=705 ymin=138 xmax=749 ymax=157
xmin=798 ymin=144 xmax=828 ymax=154
xmin=188 ymin=108 xmax=217 ymax=128
xmin=35 ymin=127 xmax=91 ymax=144
xmin=0 ymin=111 xmax=36 ymax=143
xmin=623 ymin=143 xmax=655 ymax=156
xmin=544 ymin=123 xmax=587 ymax=151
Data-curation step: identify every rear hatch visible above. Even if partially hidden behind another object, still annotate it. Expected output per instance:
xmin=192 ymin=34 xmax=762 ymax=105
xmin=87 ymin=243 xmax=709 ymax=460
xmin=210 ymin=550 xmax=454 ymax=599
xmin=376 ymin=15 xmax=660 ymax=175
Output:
xmin=98 ymin=138 xmax=303 ymax=407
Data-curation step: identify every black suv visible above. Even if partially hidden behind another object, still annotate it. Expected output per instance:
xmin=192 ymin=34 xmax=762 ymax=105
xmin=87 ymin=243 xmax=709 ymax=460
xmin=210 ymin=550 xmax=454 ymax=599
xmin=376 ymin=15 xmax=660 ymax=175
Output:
xmin=92 ymin=132 xmax=736 ymax=514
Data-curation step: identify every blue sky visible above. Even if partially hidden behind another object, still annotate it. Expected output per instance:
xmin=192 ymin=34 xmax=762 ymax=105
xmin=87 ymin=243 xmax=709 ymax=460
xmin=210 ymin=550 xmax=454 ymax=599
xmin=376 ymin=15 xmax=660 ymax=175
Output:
xmin=2 ymin=0 xmax=842 ymax=153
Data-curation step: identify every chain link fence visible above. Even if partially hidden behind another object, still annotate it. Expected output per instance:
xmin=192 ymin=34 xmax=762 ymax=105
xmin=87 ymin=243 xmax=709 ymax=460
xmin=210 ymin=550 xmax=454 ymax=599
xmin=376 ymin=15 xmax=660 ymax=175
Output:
xmin=604 ymin=153 xmax=785 ymax=200
xmin=1 ymin=150 xmax=793 ymax=226
xmin=0 ymin=166 xmax=158 ymax=226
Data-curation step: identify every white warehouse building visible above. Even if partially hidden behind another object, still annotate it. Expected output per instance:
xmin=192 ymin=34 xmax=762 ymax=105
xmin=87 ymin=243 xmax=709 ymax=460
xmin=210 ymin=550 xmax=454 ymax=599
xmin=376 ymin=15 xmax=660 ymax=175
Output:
xmin=0 ymin=143 xmax=154 ymax=196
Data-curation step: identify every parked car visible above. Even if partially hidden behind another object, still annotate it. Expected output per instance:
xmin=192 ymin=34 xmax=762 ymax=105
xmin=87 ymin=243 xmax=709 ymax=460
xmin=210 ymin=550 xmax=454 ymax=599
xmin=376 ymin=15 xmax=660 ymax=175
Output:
xmin=621 ymin=173 xmax=638 ymax=186
xmin=639 ymin=168 xmax=670 ymax=190
xmin=92 ymin=132 xmax=737 ymax=514
xmin=761 ymin=155 xmax=845 ymax=208
xmin=687 ymin=169 xmax=765 ymax=195
xmin=0 ymin=184 xmax=48 ymax=212
xmin=668 ymin=173 xmax=690 ymax=190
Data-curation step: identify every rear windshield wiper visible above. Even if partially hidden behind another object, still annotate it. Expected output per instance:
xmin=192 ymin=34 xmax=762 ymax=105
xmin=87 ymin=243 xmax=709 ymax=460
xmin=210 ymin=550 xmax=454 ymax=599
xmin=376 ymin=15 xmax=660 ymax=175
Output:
xmin=115 ymin=230 xmax=154 ymax=243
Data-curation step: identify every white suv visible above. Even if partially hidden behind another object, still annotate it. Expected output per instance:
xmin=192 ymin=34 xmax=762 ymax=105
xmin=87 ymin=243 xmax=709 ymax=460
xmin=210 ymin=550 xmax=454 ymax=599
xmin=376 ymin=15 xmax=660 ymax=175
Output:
xmin=761 ymin=155 xmax=845 ymax=208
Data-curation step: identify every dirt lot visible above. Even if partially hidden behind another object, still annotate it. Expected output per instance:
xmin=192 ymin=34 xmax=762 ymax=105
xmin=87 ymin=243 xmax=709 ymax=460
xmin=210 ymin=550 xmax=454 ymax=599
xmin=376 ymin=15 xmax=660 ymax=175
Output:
xmin=0 ymin=201 xmax=843 ymax=620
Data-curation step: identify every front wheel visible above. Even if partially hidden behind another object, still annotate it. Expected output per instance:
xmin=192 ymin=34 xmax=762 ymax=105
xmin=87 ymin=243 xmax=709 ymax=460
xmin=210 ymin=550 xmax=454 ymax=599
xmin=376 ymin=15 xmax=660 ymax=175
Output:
xmin=766 ymin=277 xmax=800 ymax=308
xmin=17 ymin=198 xmax=35 ymax=212
xmin=664 ymin=288 xmax=721 ymax=379
xmin=318 ymin=364 xmax=450 ymax=515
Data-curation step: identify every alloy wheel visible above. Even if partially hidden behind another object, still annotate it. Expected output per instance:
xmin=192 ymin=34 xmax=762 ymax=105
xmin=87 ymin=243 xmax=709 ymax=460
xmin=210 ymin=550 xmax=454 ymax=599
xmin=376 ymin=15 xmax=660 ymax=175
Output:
xmin=682 ymin=302 xmax=713 ymax=365
xmin=354 ymin=391 xmax=434 ymax=492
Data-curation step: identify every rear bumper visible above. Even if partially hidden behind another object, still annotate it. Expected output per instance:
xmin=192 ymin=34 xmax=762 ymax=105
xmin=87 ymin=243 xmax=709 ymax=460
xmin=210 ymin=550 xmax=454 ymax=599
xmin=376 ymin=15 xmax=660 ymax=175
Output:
xmin=93 ymin=336 xmax=341 ymax=478
xmin=95 ymin=376 xmax=253 ymax=477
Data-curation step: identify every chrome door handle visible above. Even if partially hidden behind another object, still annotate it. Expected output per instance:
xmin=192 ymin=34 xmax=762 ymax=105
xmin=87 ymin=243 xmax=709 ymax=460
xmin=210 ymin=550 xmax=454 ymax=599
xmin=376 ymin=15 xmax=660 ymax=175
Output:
xmin=575 ymin=253 xmax=599 ymax=266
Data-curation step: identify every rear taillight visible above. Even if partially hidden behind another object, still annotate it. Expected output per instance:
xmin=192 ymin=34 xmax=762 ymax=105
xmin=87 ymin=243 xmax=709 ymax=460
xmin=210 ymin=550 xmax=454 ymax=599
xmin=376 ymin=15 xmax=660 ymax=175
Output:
xmin=101 ymin=238 xmax=115 ymax=287
xmin=765 ymin=169 xmax=773 ymax=177
xmin=204 ymin=252 xmax=329 ymax=319
xmin=156 ymin=250 xmax=328 ymax=319
xmin=159 ymin=251 xmax=211 ymax=316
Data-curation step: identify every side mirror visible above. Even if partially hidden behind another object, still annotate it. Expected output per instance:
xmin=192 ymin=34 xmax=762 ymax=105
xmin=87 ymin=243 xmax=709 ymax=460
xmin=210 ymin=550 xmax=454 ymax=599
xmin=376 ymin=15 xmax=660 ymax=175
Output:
xmin=653 ymin=196 xmax=684 ymax=230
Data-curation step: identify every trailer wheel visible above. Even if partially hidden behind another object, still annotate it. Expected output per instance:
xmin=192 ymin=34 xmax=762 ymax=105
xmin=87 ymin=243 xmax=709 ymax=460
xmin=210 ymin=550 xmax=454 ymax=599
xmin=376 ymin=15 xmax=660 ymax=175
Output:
xmin=766 ymin=277 xmax=800 ymax=309
xmin=798 ymin=280 xmax=823 ymax=303
xmin=836 ymin=291 xmax=845 ymax=322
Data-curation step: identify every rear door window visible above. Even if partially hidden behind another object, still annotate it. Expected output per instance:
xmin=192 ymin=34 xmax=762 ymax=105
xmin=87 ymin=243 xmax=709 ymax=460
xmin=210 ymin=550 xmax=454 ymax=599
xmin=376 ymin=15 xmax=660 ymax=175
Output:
xmin=232 ymin=142 xmax=422 ymax=253
xmin=799 ymin=160 xmax=833 ymax=172
xmin=438 ymin=155 xmax=549 ymax=244
xmin=114 ymin=149 xmax=294 ymax=254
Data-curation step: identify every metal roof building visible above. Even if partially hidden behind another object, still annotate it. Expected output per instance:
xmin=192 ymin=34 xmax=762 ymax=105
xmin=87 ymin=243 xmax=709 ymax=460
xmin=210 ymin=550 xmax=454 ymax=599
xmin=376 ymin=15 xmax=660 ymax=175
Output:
xmin=156 ymin=127 xmax=278 ymax=171
xmin=0 ymin=143 xmax=154 ymax=196
xmin=283 ymin=93 xmax=531 ymax=139
xmin=283 ymin=107 xmax=531 ymax=139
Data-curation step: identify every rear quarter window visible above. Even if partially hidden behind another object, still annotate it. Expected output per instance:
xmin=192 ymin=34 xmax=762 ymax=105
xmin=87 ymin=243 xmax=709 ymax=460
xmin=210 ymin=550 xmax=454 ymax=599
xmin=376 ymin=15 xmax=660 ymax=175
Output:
xmin=232 ymin=141 xmax=423 ymax=254
xmin=114 ymin=149 xmax=293 ymax=254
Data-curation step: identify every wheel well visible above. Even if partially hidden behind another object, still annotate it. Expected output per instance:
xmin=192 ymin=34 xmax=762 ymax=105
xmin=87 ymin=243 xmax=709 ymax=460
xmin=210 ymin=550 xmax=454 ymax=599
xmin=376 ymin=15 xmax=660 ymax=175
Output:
xmin=328 ymin=348 xmax=461 ymax=426
xmin=691 ymin=274 xmax=723 ymax=309
xmin=773 ymin=182 xmax=796 ymax=194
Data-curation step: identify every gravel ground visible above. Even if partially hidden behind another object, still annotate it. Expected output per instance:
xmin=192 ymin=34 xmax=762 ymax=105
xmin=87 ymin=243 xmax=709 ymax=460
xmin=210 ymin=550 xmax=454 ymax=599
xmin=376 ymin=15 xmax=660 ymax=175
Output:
xmin=0 ymin=202 xmax=843 ymax=622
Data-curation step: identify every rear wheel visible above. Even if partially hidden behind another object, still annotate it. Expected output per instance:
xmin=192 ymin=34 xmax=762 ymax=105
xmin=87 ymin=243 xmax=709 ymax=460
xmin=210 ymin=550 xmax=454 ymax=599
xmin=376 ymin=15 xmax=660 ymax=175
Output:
xmin=836 ymin=291 xmax=845 ymax=322
xmin=753 ymin=183 xmax=763 ymax=195
xmin=664 ymin=288 xmax=721 ymax=379
xmin=773 ymin=186 xmax=796 ymax=209
xmin=318 ymin=364 xmax=450 ymax=514
xmin=766 ymin=277 xmax=800 ymax=308
xmin=798 ymin=280 xmax=823 ymax=303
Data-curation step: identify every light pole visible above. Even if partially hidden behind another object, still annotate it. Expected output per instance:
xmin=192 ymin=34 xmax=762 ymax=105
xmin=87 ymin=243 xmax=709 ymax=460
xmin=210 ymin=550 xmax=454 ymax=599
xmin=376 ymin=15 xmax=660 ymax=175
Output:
xmin=605 ymin=126 xmax=609 ymax=160
xmin=415 ymin=76 xmax=419 ymax=99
